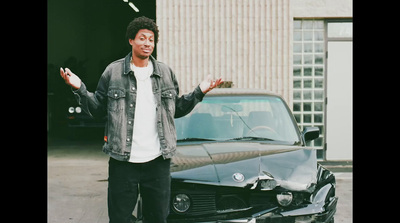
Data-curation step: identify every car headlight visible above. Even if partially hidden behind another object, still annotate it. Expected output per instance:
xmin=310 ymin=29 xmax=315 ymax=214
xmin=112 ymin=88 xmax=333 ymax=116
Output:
xmin=172 ymin=194 xmax=191 ymax=213
xmin=75 ymin=107 xmax=82 ymax=113
xmin=276 ymin=192 xmax=293 ymax=206
xmin=260 ymin=179 xmax=277 ymax=190
xmin=68 ymin=107 xmax=75 ymax=113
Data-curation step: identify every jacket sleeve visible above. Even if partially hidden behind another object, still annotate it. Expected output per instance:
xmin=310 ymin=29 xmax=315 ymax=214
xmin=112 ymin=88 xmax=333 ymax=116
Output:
xmin=71 ymin=73 xmax=108 ymax=118
xmin=172 ymin=70 xmax=205 ymax=118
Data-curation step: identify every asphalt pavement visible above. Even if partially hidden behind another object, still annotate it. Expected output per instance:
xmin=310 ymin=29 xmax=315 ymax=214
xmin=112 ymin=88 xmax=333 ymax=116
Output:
xmin=47 ymin=136 xmax=352 ymax=223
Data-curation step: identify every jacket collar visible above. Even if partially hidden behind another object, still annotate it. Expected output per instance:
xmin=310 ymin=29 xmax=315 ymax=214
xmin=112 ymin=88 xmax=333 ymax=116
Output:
xmin=123 ymin=51 xmax=161 ymax=77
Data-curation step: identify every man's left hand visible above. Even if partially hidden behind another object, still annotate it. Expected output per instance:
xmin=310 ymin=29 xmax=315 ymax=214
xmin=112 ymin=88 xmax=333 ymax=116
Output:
xmin=200 ymin=75 xmax=223 ymax=94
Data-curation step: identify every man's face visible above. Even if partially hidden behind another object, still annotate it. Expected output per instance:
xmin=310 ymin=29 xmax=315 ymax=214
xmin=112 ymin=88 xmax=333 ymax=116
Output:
xmin=129 ymin=29 xmax=155 ymax=60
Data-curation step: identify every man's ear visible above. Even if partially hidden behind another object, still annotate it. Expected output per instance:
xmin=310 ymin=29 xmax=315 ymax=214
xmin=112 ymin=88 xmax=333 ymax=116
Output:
xmin=129 ymin=38 xmax=134 ymax=46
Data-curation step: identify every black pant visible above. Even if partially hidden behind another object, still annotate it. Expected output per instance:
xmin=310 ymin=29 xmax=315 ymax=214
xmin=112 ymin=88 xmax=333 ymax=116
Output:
xmin=107 ymin=156 xmax=171 ymax=223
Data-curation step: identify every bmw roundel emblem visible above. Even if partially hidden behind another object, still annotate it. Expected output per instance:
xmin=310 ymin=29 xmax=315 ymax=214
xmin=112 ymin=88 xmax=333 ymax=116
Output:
xmin=232 ymin=173 xmax=245 ymax=182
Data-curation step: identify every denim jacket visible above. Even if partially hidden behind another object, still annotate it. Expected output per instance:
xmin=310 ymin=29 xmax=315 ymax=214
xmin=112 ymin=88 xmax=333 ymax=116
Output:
xmin=73 ymin=52 xmax=205 ymax=161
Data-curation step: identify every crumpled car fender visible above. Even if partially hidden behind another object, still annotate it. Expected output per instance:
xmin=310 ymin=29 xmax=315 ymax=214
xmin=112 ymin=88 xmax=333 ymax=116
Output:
xmin=312 ymin=183 xmax=335 ymax=204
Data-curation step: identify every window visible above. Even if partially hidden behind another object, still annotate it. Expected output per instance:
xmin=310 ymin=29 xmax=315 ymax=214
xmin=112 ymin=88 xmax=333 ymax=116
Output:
xmin=327 ymin=22 xmax=352 ymax=39
xmin=293 ymin=19 xmax=325 ymax=159
xmin=175 ymin=96 xmax=301 ymax=144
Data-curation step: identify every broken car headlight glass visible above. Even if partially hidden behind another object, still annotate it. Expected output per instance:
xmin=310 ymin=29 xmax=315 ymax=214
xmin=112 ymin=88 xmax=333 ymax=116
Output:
xmin=260 ymin=179 xmax=277 ymax=190
xmin=276 ymin=192 xmax=293 ymax=206
xmin=172 ymin=194 xmax=191 ymax=213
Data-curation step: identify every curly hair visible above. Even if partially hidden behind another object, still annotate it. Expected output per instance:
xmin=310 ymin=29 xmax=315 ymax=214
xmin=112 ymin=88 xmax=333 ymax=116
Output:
xmin=125 ymin=16 xmax=159 ymax=44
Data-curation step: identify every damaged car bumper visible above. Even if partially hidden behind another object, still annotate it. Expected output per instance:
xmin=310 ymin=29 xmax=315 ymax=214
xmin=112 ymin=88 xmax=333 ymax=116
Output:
xmin=173 ymin=195 xmax=338 ymax=223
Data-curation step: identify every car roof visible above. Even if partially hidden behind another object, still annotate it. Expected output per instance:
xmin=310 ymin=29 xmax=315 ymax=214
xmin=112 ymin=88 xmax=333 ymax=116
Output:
xmin=205 ymin=88 xmax=281 ymax=97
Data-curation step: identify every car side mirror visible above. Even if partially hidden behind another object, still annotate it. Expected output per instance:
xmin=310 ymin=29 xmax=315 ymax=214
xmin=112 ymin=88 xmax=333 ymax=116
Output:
xmin=302 ymin=127 xmax=320 ymax=142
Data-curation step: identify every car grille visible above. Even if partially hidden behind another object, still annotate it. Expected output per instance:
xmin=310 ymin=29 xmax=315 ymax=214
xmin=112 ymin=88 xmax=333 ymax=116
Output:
xmin=188 ymin=194 xmax=216 ymax=215
xmin=178 ymin=192 xmax=278 ymax=216
xmin=170 ymin=185 xmax=307 ymax=218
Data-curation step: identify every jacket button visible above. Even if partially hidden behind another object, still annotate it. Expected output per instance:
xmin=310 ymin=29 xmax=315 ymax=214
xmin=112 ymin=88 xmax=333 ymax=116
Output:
xmin=128 ymin=121 xmax=132 ymax=125
xmin=130 ymin=104 xmax=134 ymax=107
xmin=127 ymin=138 xmax=130 ymax=142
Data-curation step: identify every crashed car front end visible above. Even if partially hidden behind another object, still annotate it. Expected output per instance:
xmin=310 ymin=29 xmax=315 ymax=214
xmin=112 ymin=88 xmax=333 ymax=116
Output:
xmin=168 ymin=144 xmax=337 ymax=223
xmin=164 ymin=89 xmax=337 ymax=223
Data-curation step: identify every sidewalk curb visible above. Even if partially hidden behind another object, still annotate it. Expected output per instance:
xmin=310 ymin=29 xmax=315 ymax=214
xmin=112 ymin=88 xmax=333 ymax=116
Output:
xmin=318 ymin=160 xmax=353 ymax=172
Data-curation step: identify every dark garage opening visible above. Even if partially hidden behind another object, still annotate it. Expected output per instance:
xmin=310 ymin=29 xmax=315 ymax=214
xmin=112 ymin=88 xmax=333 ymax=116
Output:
xmin=47 ymin=0 xmax=156 ymax=140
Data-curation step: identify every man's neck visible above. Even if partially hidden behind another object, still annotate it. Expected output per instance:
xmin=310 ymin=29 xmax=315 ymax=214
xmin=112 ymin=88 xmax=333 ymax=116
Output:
xmin=131 ymin=56 xmax=149 ymax=67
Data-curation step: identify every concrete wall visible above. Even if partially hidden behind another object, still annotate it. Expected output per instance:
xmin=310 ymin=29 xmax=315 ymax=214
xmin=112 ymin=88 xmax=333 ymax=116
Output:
xmin=156 ymin=0 xmax=293 ymax=106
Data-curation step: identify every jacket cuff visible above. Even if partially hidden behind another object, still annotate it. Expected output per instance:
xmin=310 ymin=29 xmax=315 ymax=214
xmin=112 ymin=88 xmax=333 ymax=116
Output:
xmin=71 ymin=82 xmax=86 ymax=94
xmin=194 ymin=85 xmax=206 ymax=100
xmin=71 ymin=82 xmax=87 ymax=105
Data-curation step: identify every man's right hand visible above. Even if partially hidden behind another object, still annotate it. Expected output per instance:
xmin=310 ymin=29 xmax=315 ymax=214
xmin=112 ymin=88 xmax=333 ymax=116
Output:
xmin=60 ymin=67 xmax=82 ymax=90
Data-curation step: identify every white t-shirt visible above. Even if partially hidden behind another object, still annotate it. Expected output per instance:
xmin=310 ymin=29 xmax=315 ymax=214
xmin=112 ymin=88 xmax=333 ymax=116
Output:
xmin=129 ymin=61 xmax=161 ymax=163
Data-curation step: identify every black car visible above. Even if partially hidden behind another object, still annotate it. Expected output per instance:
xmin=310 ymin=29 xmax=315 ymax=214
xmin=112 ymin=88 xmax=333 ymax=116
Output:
xmin=66 ymin=104 xmax=106 ymax=128
xmin=162 ymin=88 xmax=337 ymax=223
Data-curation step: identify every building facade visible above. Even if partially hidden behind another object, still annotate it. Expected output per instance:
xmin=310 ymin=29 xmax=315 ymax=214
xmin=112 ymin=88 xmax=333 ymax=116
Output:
xmin=156 ymin=0 xmax=352 ymax=160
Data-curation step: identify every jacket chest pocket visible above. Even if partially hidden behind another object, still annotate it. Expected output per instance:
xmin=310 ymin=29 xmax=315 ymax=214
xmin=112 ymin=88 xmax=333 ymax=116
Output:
xmin=161 ymin=89 xmax=176 ymax=114
xmin=108 ymin=88 xmax=126 ymax=112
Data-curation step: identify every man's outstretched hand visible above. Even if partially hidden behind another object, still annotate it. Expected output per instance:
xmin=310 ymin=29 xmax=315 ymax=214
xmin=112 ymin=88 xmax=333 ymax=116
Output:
xmin=200 ymin=75 xmax=223 ymax=94
xmin=60 ymin=67 xmax=82 ymax=90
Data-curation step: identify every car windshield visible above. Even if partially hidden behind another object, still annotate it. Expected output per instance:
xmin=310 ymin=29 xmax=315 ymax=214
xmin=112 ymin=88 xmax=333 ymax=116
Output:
xmin=175 ymin=95 xmax=301 ymax=144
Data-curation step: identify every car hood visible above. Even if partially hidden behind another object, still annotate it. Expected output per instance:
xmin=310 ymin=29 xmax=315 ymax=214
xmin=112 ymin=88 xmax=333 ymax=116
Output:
xmin=171 ymin=142 xmax=318 ymax=192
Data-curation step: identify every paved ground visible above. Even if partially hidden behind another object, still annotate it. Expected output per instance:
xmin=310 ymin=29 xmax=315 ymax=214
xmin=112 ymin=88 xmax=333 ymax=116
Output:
xmin=47 ymin=137 xmax=352 ymax=223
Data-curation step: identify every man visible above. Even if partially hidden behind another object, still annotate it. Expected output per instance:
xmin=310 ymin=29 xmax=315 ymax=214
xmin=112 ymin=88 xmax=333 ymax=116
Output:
xmin=60 ymin=16 xmax=222 ymax=223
